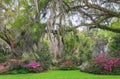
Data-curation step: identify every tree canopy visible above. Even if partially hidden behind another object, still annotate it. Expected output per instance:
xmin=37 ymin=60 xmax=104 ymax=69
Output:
xmin=0 ymin=0 xmax=120 ymax=58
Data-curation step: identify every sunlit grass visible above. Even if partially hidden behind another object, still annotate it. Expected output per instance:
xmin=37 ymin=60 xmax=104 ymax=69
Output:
xmin=0 ymin=70 xmax=120 ymax=79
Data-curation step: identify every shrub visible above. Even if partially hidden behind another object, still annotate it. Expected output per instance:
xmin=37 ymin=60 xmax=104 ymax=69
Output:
xmin=84 ymin=54 xmax=120 ymax=74
xmin=24 ymin=61 xmax=40 ymax=68
xmin=0 ymin=49 xmax=9 ymax=63
xmin=109 ymin=34 xmax=120 ymax=57
xmin=22 ymin=61 xmax=43 ymax=73
xmin=35 ymin=51 xmax=52 ymax=70
xmin=64 ymin=31 xmax=93 ymax=63
xmin=0 ymin=57 xmax=7 ymax=63
xmin=8 ymin=69 xmax=29 ymax=74
xmin=2 ymin=61 xmax=43 ymax=74
xmin=59 ymin=61 xmax=77 ymax=70
xmin=95 ymin=54 xmax=120 ymax=72
xmin=34 ymin=38 xmax=52 ymax=70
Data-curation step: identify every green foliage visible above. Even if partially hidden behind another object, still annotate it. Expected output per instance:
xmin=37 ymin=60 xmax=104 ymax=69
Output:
xmin=34 ymin=39 xmax=52 ymax=70
xmin=64 ymin=0 xmax=73 ymax=3
xmin=35 ymin=51 xmax=52 ymax=70
xmin=0 ymin=49 xmax=10 ymax=63
xmin=95 ymin=30 xmax=120 ymax=58
xmin=110 ymin=18 xmax=120 ymax=29
xmin=112 ymin=68 xmax=120 ymax=75
xmin=2 ymin=0 xmax=11 ymax=4
xmin=109 ymin=34 xmax=120 ymax=57
xmin=33 ymin=23 xmax=45 ymax=33
xmin=7 ymin=67 xmax=41 ymax=74
xmin=7 ymin=69 xmax=29 ymax=74
xmin=96 ymin=30 xmax=115 ymax=42
xmin=33 ymin=23 xmax=46 ymax=40
xmin=38 ymin=0 xmax=51 ymax=10
xmin=12 ymin=15 xmax=28 ymax=29
xmin=24 ymin=67 xmax=41 ymax=73
xmin=79 ymin=33 xmax=93 ymax=62
xmin=64 ymin=31 xmax=93 ymax=63
xmin=0 ymin=57 xmax=6 ymax=63
xmin=84 ymin=61 xmax=103 ymax=74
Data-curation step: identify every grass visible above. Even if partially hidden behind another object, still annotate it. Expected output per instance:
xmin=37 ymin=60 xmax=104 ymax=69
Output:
xmin=0 ymin=70 xmax=120 ymax=79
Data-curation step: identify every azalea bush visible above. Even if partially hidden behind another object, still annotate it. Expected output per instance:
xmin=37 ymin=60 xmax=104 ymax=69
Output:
xmin=24 ymin=61 xmax=40 ymax=68
xmin=22 ymin=61 xmax=43 ymax=73
xmin=84 ymin=54 xmax=120 ymax=74
xmin=59 ymin=61 xmax=77 ymax=70
xmin=3 ymin=61 xmax=43 ymax=74
xmin=95 ymin=54 xmax=120 ymax=72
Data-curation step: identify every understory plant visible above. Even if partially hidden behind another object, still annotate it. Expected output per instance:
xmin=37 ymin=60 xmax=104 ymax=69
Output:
xmin=85 ymin=54 xmax=120 ymax=74
xmin=109 ymin=34 xmax=120 ymax=57
xmin=22 ymin=61 xmax=43 ymax=73
xmin=64 ymin=31 xmax=93 ymax=65
xmin=3 ymin=61 xmax=43 ymax=74
xmin=59 ymin=61 xmax=77 ymax=70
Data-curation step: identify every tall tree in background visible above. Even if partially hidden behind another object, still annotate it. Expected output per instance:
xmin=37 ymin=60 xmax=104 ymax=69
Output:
xmin=0 ymin=0 xmax=120 ymax=59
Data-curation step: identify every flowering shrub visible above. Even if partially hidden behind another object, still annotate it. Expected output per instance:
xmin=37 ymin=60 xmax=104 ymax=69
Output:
xmin=0 ymin=60 xmax=43 ymax=74
xmin=59 ymin=61 xmax=77 ymax=70
xmin=84 ymin=54 xmax=120 ymax=74
xmin=25 ymin=61 xmax=40 ymax=68
xmin=95 ymin=54 xmax=106 ymax=63
xmin=21 ymin=61 xmax=43 ymax=73
xmin=62 ymin=61 xmax=74 ymax=66
xmin=95 ymin=54 xmax=120 ymax=72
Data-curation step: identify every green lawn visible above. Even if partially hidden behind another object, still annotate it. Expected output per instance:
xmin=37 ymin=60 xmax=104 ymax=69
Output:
xmin=0 ymin=70 xmax=120 ymax=79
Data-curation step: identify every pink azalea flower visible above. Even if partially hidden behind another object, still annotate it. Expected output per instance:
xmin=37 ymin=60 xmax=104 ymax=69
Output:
xmin=107 ymin=60 xmax=114 ymax=65
xmin=95 ymin=54 xmax=120 ymax=72
xmin=25 ymin=61 xmax=40 ymax=68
